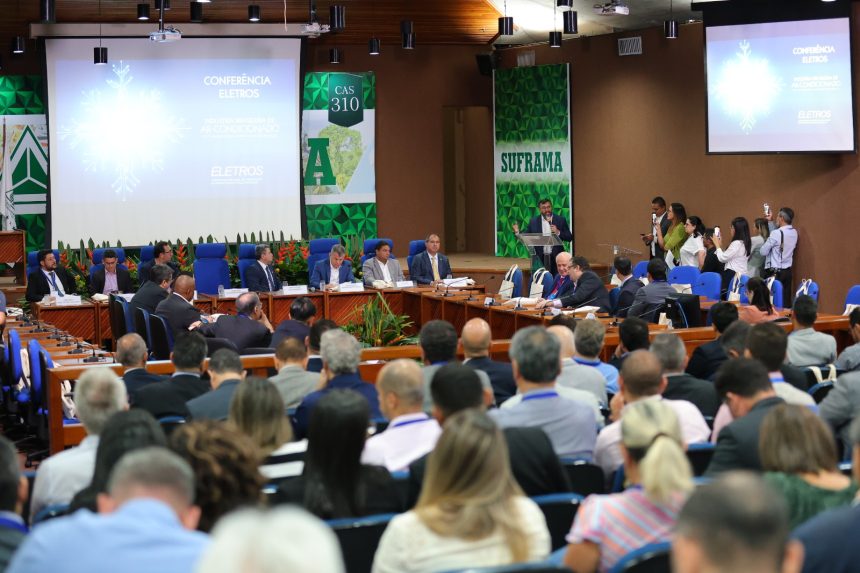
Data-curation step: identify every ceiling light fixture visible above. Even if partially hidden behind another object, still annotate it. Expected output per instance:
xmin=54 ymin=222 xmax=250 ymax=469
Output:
xmin=154 ymin=0 xmax=170 ymax=11
xmin=137 ymin=3 xmax=150 ymax=20
xmin=499 ymin=0 xmax=513 ymax=35
xmin=94 ymin=0 xmax=107 ymax=65
xmin=401 ymin=20 xmax=415 ymax=49
xmin=329 ymin=5 xmax=345 ymax=30
xmin=369 ymin=37 xmax=380 ymax=55
xmin=190 ymin=1 xmax=203 ymax=22
xmin=549 ymin=0 xmax=561 ymax=47
xmin=664 ymin=0 xmax=678 ymax=39
xmin=329 ymin=47 xmax=341 ymax=64
xmin=12 ymin=37 xmax=25 ymax=55
xmin=248 ymin=5 xmax=261 ymax=22
xmin=563 ymin=10 xmax=578 ymax=34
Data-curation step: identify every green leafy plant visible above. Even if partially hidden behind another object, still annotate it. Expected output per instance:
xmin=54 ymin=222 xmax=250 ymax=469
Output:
xmin=344 ymin=293 xmax=417 ymax=348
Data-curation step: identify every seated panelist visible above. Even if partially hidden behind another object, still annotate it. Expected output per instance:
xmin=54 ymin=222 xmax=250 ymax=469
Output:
xmin=409 ymin=234 xmax=452 ymax=285
xmin=90 ymin=248 xmax=134 ymax=295
xmin=310 ymin=244 xmax=355 ymax=291
xmin=363 ymin=241 xmax=405 ymax=287
xmin=244 ymin=244 xmax=283 ymax=292
xmin=26 ymin=249 xmax=77 ymax=302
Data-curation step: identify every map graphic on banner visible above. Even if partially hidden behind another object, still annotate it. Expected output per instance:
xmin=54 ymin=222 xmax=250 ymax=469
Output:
xmin=494 ymin=64 xmax=572 ymax=260
xmin=302 ymin=72 xmax=376 ymax=238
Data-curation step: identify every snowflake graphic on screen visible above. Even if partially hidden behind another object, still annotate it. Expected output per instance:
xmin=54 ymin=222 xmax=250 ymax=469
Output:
xmin=713 ymin=40 xmax=782 ymax=133
xmin=57 ymin=61 xmax=189 ymax=201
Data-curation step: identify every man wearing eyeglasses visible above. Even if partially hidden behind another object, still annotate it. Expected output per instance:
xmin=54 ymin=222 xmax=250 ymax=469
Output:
xmin=137 ymin=241 xmax=180 ymax=285
xmin=90 ymin=249 xmax=134 ymax=295
xmin=195 ymin=291 xmax=273 ymax=352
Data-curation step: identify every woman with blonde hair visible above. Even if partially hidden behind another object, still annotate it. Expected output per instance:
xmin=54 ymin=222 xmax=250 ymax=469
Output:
xmin=372 ymin=409 xmax=550 ymax=572
xmin=564 ymin=400 xmax=693 ymax=573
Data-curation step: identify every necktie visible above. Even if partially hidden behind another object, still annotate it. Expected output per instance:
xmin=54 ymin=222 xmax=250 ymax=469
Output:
xmin=431 ymin=256 xmax=440 ymax=282
xmin=265 ymin=265 xmax=275 ymax=291
xmin=50 ymin=272 xmax=65 ymax=297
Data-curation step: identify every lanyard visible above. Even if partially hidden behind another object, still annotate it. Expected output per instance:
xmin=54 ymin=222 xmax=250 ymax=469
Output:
xmin=390 ymin=417 xmax=433 ymax=430
xmin=522 ymin=391 xmax=559 ymax=402
xmin=0 ymin=517 xmax=27 ymax=534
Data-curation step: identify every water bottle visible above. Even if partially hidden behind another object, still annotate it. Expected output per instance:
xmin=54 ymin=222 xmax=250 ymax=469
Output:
xmin=217 ymin=284 xmax=225 ymax=298
xmin=320 ymin=280 xmax=325 ymax=293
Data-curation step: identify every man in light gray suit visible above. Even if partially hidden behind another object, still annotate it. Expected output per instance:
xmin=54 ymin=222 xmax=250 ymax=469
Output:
xmin=419 ymin=320 xmax=492 ymax=411
xmin=268 ymin=337 xmax=321 ymax=410
xmin=628 ymin=258 xmax=676 ymax=322
xmin=362 ymin=240 xmax=405 ymax=287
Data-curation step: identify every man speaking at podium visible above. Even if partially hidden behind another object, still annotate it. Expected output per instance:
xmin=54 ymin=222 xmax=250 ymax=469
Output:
xmin=512 ymin=198 xmax=572 ymax=276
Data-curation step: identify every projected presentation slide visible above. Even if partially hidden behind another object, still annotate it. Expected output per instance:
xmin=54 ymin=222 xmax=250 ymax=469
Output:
xmin=706 ymin=18 xmax=855 ymax=153
xmin=45 ymin=37 xmax=302 ymax=245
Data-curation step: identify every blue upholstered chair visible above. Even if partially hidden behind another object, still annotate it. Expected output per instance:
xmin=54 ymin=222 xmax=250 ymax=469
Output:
xmin=361 ymin=238 xmax=394 ymax=264
xmin=307 ymin=238 xmax=341 ymax=283
xmin=134 ymin=307 xmax=153 ymax=351
xmin=668 ymin=265 xmax=700 ymax=287
xmin=531 ymin=493 xmax=584 ymax=551
xmin=237 ymin=244 xmax=257 ymax=288
xmin=193 ymin=243 xmax=230 ymax=295
xmin=326 ymin=513 xmax=397 ymax=573
xmin=511 ymin=268 xmax=523 ymax=298
xmin=845 ymin=285 xmax=860 ymax=309
xmin=607 ymin=542 xmax=672 ymax=573
xmin=795 ymin=280 xmax=820 ymax=302
xmin=139 ymin=245 xmax=155 ymax=265
xmin=27 ymin=250 xmax=60 ymax=277
xmin=407 ymin=240 xmax=426 ymax=271
xmin=692 ymin=272 xmax=721 ymax=302
xmin=729 ymin=274 xmax=750 ymax=300
xmin=149 ymin=314 xmax=174 ymax=360
xmin=632 ymin=260 xmax=649 ymax=280
xmin=609 ymin=287 xmax=621 ymax=314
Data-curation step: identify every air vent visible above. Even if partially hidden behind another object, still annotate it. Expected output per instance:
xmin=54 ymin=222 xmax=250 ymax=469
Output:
xmin=618 ymin=36 xmax=642 ymax=56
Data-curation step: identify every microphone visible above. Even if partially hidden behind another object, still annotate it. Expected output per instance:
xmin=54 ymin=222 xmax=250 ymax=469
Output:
xmin=83 ymin=343 xmax=103 ymax=363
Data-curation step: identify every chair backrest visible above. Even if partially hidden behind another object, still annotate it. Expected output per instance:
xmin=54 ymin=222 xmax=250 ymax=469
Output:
xmin=111 ymin=294 xmax=135 ymax=337
xmin=808 ymin=381 xmax=835 ymax=403
xmin=731 ymin=274 xmax=750 ymax=301
xmin=609 ymin=287 xmax=621 ymax=314
xmin=692 ymin=272 xmax=722 ymax=302
xmin=307 ymin=238 xmax=341 ymax=282
xmin=193 ymin=243 xmax=230 ymax=295
xmin=560 ymin=458 xmax=606 ymax=497
xmin=157 ymin=415 xmax=187 ymax=437
xmin=327 ymin=513 xmax=397 ymax=573
xmin=27 ymin=339 xmax=44 ymax=410
xmin=512 ymin=268 xmax=523 ymax=298
xmin=668 ymin=265 xmax=700 ymax=287
xmin=632 ymin=260 xmax=649 ymax=280
xmin=770 ymin=279 xmax=784 ymax=308
xmin=134 ymin=307 xmax=153 ymax=350
xmin=237 ymin=243 xmax=258 ymax=288
xmin=92 ymin=247 xmax=127 ymax=265
xmin=407 ymin=239 xmax=427 ymax=270
xmin=205 ymin=337 xmax=239 ymax=356
xmin=686 ymin=443 xmax=715 ymax=477
xmin=361 ymin=238 xmax=394 ymax=265
xmin=149 ymin=314 xmax=174 ymax=360
xmin=796 ymin=280 xmax=820 ymax=302
xmin=27 ymin=249 xmax=60 ymax=277
xmin=608 ymin=542 xmax=672 ymax=573
xmin=539 ymin=270 xmax=554 ymax=298
xmin=139 ymin=245 xmax=155 ymax=264
xmin=846 ymin=285 xmax=860 ymax=308
xmin=532 ymin=493 xmax=584 ymax=551
xmin=7 ymin=329 xmax=23 ymax=386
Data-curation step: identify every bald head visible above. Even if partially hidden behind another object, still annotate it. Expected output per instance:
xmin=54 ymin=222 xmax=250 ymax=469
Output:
xmin=548 ymin=325 xmax=575 ymax=359
xmin=116 ymin=333 xmax=148 ymax=369
xmin=461 ymin=318 xmax=492 ymax=357
xmin=377 ymin=359 xmax=425 ymax=419
xmin=619 ymin=349 xmax=665 ymax=399
xmin=173 ymin=275 xmax=195 ymax=299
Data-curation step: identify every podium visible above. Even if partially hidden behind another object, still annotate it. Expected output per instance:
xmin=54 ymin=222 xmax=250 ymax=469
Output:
xmin=0 ymin=231 xmax=26 ymax=285
xmin=517 ymin=232 xmax=562 ymax=271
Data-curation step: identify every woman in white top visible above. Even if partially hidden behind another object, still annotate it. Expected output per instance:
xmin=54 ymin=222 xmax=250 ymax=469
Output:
xmin=372 ymin=409 xmax=551 ymax=573
xmin=679 ymin=216 xmax=706 ymax=269
xmin=713 ymin=216 xmax=752 ymax=298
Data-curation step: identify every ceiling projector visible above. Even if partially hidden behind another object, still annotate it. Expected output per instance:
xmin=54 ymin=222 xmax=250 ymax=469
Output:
xmin=301 ymin=22 xmax=331 ymax=37
xmin=593 ymin=2 xmax=630 ymax=15
xmin=150 ymin=27 xmax=182 ymax=42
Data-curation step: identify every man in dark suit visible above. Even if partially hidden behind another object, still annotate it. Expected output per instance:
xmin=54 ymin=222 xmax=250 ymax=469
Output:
xmin=461 ymin=317 xmax=516 ymax=406
xmin=89 ymin=249 xmax=134 ymax=295
xmin=652 ymin=332 xmax=720 ymax=418
xmin=309 ymin=244 xmax=355 ymax=290
xmin=609 ymin=316 xmax=650 ymax=371
xmin=137 ymin=241 xmax=180 ymax=285
xmin=132 ymin=332 xmax=210 ymax=420
xmin=271 ymin=296 xmax=316 ymax=348
xmin=612 ymin=256 xmax=644 ymax=318
xmin=0 ymin=436 xmax=27 ymax=570
xmin=544 ymin=252 xmax=575 ymax=302
xmin=686 ymin=302 xmax=738 ymax=380
xmin=642 ymin=196 xmax=671 ymax=261
xmin=116 ymin=333 xmax=166 ymax=403
xmin=197 ymin=292 xmax=273 ymax=352
xmin=244 ymin=244 xmax=283 ymax=292
xmin=628 ymin=258 xmax=676 ymax=322
xmin=25 ymin=248 xmax=77 ymax=302
xmin=511 ymin=198 xmax=572 ymax=276
xmin=185 ymin=349 xmax=245 ymax=421
xmin=128 ymin=264 xmax=171 ymax=316
xmin=154 ymin=275 xmax=202 ymax=338
xmin=304 ymin=319 xmax=337 ymax=373
xmin=705 ymin=359 xmax=784 ymax=476
xmin=537 ymin=256 xmax=611 ymax=313
xmin=407 ymin=362 xmax=569 ymax=506
xmin=409 ymin=234 xmax=452 ymax=285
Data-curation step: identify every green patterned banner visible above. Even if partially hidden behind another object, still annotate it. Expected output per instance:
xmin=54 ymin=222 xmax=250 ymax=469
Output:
xmin=302 ymin=72 xmax=376 ymax=238
xmin=494 ymin=64 xmax=572 ymax=259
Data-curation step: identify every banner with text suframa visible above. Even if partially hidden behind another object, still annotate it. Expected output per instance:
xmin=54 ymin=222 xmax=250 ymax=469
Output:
xmin=494 ymin=64 xmax=572 ymax=258
xmin=302 ymin=72 xmax=377 ymax=239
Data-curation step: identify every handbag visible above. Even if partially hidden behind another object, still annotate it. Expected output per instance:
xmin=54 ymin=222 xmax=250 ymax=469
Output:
xmin=765 ymin=276 xmax=776 ymax=306
xmin=498 ymin=264 xmax=518 ymax=300
xmin=530 ymin=268 xmax=549 ymax=299
xmin=728 ymin=272 xmax=742 ymax=302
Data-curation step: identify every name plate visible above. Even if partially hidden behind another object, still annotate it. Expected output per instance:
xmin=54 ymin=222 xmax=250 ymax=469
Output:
xmin=283 ymin=285 xmax=309 ymax=295
xmin=483 ymin=297 xmax=495 ymax=306
xmin=395 ymin=280 xmax=415 ymax=289
xmin=55 ymin=295 xmax=83 ymax=306
xmin=442 ymin=277 xmax=471 ymax=287
xmin=338 ymin=282 xmax=365 ymax=293
xmin=223 ymin=288 xmax=249 ymax=297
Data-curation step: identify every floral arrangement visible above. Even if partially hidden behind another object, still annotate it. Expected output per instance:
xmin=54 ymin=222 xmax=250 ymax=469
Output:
xmin=343 ymin=293 xmax=416 ymax=347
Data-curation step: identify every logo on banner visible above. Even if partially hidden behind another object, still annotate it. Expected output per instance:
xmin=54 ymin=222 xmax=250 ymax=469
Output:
xmin=328 ymin=73 xmax=363 ymax=127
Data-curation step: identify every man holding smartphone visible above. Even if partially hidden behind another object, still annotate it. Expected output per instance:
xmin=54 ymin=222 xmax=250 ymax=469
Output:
xmin=641 ymin=196 xmax=671 ymax=260
xmin=760 ymin=206 xmax=798 ymax=308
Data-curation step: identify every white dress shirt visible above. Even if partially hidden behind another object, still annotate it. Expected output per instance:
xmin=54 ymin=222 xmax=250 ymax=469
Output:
xmin=29 ymin=435 xmax=100 ymax=522
xmin=361 ymin=412 xmax=442 ymax=472
xmin=715 ymin=240 xmax=749 ymax=275
xmin=679 ymin=235 xmax=705 ymax=268
xmin=378 ymin=259 xmax=392 ymax=283
xmin=541 ymin=217 xmax=551 ymax=235
xmin=329 ymin=265 xmax=340 ymax=286
xmin=41 ymin=270 xmax=63 ymax=296
xmin=651 ymin=213 xmax=666 ymax=257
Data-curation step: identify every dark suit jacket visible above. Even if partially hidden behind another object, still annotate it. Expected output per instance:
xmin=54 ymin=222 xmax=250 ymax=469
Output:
xmin=154 ymin=294 xmax=202 ymax=338
xmin=186 ymin=379 xmax=241 ymax=421
xmin=705 ymin=396 xmax=785 ymax=476
xmin=409 ymin=251 xmax=452 ymax=285
xmin=686 ymin=338 xmax=726 ymax=381
xmin=121 ymin=368 xmax=167 ymax=403
xmin=89 ymin=267 xmax=134 ymax=295
xmin=129 ymin=281 xmax=168 ymax=315
xmin=466 ymin=356 xmax=517 ymax=406
xmin=663 ymin=373 xmax=721 ymax=418
xmin=137 ymin=259 xmax=179 ymax=285
xmin=25 ymin=267 xmax=77 ymax=302
xmin=650 ymin=215 xmax=672 ymax=261
xmin=407 ymin=426 xmax=569 ymax=507
xmin=197 ymin=314 xmax=272 ymax=352
xmin=558 ymin=270 xmax=611 ymax=313
xmin=309 ymin=260 xmax=355 ymax=287
xmin=524 ymin=214 xmax=573 ymax=275
xmin=628 ymin=280 xmax=677 ymax=322
xmin=132 ymin=373 xmax=211 ymax=419
xmin=615 ymin=278 xmax=644 ymax=318
xmin=271 ymin=319 xmax=310 ymax=349
xmin=306 ymin=356 xmax=323 ymax=373
xmin=244 ymin=262 xmax=283 ymax=292
xmin=293 ymin=372 xmax=381 ymax=439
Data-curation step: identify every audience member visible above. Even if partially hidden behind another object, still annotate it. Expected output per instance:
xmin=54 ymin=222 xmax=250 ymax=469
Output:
xmin=551 ymin=321 xmax=608 ymax=405
xmin=243 ymin=244 xmax=283 ymax=293
xmin=612 ymin=255 xmax=643 ymax=318
xmin=594 ymin=350 xmax=709 ymax=478
xmin=537 ymin=256 xmax=611 ymax=313
xmin=0 ymin=436 xmax=27 ymax=570
xmin=116 ymin=332 xmax=165 ymax=402
xmin=747 ymin=217 xmax=771 ymax=278
xmin=271 ymin=296 xmax=317 ymax=348
xmin=545 ymin=252 xmax=576 ymax=302
xmin=197 ymin=292 xmax=273 ymax=351
xmin=820 ymin=367 xmax=860 ymax=451
xmin=760 ymin=404 xmax=856 ymax=528
xmin=747 ymin=323 xmax=816 ymax=401
xmin=787 ymin=295 xmax=837 ymax=366
xmin=170 ymin=421 xmax=264 ymax=532
xmin=490 ymin=327 xmax=597 ymax=459
xmin=293 ymin=329 xmax=381 ymax=438
xmin=362 ymin=360 xmax=441 ymax=472
xmin=137 ymin=240 xmax=180 ymax=284
xmin=706 ymin=359 xmax=784 ymax=476
xmin=761 ymin=206 xmax=798 ymax=308
xmin=362 ymin=240 xmax=405 ymax=287
xmin=305 ymin=319 xmax=337 ymax=373
xmin=461 ymin=318 xmax=516 ymax=405
xmin=686 ymin=301 xmax=738 ymax=379
xmin=310 ymin=244 xmax=355 ymax=291
xmin=674 ymin=472 xmax=803 ymax=573
xmin=268 ymin=337 xmax=321 ymax=409
xmin=409 ymin=234 xmax=452 ymax=285
xmin=738 ymin=277 xmax=780 ymax=324
xmin=609 ymin=316 xmax=650 ymax=370
xmin=653 ymin=202 xmax=688 ymax=266
xmin=30 ymin=368 xmax=127 ymax=520
xmin=185 ymin=349 xmax=245 ymax=421
xmin=374 ymin=409 xmax=551 ymax=572
xmin=275 ymin=389 xmax=403 ymax=518
xmin=564 ymin=400 xmax=693 ymax=573
xmin=419 ymin=320 xmax=491 ymax=411
xmin=9 ymin=448 xmax=208 ymax=573
xmin=129 ymin=263 xmax=172 ymax=315
xmin=700 ymin=228 xmax=724 ymax=276
xmin=572 ymin=318 xmax=619 ymax=394
xmin=718 ymin=320 xmax=751 ymax=361
xmin=713 ymin=216 xmax=752 ymax=296
xmin=154 ymin=274 xmax=202 ymax=337
xmin=679 ymin=216 xmax=706 ymax=269
xmin=25 ymin=248 xmax=77 ymax=302
xmin=835 ymin=307 xmax=860 ymax=372
xmin=196 ymin=507 xmax=345 ymax=573
xmin=628 ymin=258 xmax=675 ymax=322
xmin=642 ymin=196 xmax=670 ymax=260
xmin=132 ymin=332 xmax=210 ymax=419
xmin=90 ymin=249 xmax=133 ymax=295
xmin=650 ymin=333 xmax=720 ymax=418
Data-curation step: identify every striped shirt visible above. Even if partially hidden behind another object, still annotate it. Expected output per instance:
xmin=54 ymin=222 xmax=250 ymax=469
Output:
xmin=260 ymin=440 xmax=307 ymax=482
xmin=566 ymin=488 xmax=685 ymax=573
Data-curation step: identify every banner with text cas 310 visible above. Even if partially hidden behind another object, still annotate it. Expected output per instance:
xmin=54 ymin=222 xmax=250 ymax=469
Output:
xmin=302 ymin=72 xmax=376 ymax=238
xmin=494 ymin=64 xmax=572 ymax=258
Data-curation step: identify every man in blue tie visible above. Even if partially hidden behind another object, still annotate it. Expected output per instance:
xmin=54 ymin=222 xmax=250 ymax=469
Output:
xmin=243 ymin=244 xmax=283 ymax=292
xmin=26 ymin=249 xmax=77 ymax=302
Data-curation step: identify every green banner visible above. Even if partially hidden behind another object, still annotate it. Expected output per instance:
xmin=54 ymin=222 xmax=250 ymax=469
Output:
xmin=494 ymin=65 xmax=572 ymax=259
xmin=302 ymin=72 xmax=376 ymax=238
